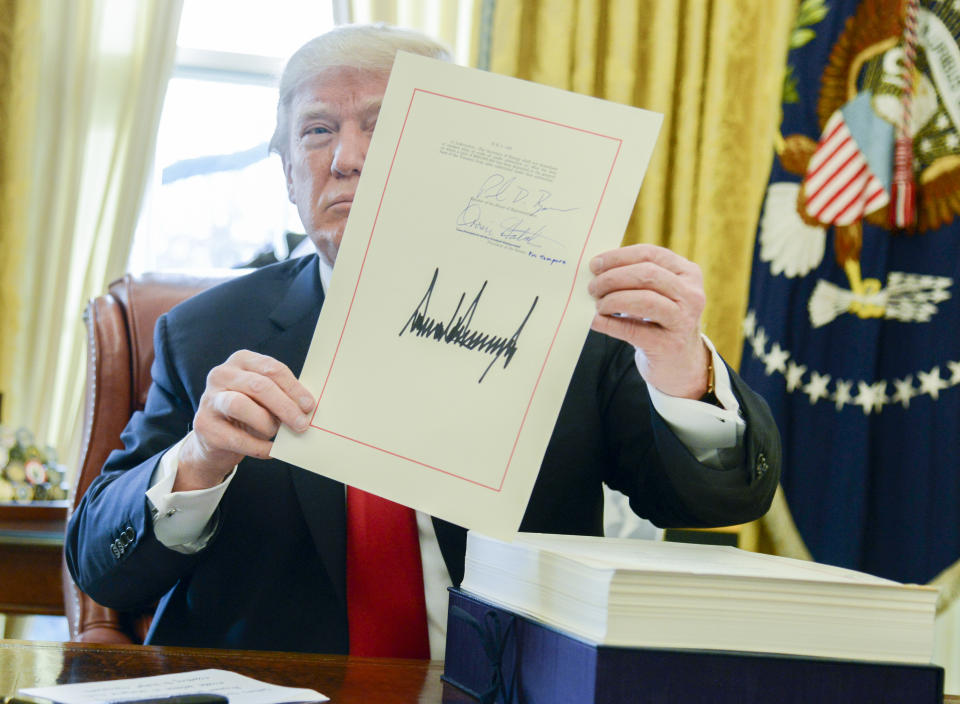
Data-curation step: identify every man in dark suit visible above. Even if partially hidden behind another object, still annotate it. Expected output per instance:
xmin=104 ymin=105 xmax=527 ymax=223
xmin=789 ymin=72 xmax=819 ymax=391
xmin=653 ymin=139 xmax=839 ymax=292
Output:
xmin=66 ymin=24 xmax=780 ymax=657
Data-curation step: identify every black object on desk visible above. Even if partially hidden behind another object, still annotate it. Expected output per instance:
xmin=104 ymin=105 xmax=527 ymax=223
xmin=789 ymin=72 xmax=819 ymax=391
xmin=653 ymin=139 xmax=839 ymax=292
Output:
xmin=4 ymin=695 xmax=228 ymax=704
xmin=106 ymin=696 xmax=229 ymax=704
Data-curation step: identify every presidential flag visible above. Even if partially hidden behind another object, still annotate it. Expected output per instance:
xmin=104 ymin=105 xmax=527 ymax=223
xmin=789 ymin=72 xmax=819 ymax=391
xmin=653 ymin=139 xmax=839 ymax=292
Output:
xmin=741 ymin=0 xmax=960 ymax=585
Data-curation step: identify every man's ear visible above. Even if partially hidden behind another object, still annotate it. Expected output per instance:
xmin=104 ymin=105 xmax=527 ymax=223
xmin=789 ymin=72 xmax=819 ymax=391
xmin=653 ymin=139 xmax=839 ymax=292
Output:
xmin=283 ymin=158 xmax=296 ymax=204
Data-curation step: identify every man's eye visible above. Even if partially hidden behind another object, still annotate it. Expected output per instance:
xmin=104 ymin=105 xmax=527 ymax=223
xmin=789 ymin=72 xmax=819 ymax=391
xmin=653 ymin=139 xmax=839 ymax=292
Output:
xmin=305 ymin=126 xmax=331 ymax=136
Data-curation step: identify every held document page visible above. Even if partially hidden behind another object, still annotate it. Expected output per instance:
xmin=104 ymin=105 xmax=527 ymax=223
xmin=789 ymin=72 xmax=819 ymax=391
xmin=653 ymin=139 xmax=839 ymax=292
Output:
xmin=271 ymin=52 xmax=663 ymax=539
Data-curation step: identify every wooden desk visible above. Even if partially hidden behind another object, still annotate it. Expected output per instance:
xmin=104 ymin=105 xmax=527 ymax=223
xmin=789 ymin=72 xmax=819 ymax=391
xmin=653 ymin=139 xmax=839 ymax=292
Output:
xmin=2 ymin=639 xmax=957 ymax=703
xmin=0 ymin=503 xmax=66 ymax=615
xmin=0 ymin=639 xmax=476 ymax=703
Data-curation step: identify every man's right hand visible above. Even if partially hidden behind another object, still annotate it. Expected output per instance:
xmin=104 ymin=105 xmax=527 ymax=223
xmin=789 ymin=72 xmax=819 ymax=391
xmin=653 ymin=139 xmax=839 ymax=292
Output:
xmin=174 ymin=350 xmax=316 ymax=492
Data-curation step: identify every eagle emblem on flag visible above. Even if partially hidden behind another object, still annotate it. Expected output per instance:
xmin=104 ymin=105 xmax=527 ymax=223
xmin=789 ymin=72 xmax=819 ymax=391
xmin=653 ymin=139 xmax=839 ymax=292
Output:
xmin=760 ymin=0 xmax=958 ymax=327
xmin=741 ymin=0 xmax=960 ymax=589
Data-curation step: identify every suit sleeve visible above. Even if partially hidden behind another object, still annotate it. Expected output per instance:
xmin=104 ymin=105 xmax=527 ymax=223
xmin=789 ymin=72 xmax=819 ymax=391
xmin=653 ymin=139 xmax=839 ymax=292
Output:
xmin=597 ymin=335 xmax=781 ymax=528
xmin=65 ymin=314 xmax=213 ymax=611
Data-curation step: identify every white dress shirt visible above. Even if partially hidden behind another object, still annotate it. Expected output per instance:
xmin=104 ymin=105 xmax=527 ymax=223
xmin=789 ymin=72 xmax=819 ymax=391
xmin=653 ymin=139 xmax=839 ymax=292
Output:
xmin=146 ymin=257 xmax=745 ymax=659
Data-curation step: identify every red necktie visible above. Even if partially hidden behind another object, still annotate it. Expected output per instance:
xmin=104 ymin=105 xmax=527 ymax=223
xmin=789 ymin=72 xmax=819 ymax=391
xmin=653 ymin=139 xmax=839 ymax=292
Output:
xmin=345 ymin=486 xmax=430 ymax=658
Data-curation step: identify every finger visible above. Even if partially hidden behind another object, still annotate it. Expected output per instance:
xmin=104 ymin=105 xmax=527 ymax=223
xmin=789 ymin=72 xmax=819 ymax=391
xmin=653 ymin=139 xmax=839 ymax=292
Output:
xmin=588 ymin=260 xmax=689 ymax=303
xmin=228 ymin=350 xmax=316 ymax=413
xmin=589 ymin=244 xmax=698 ymax=277
xmin=192 ymin=409 xmax=276 ymax=460
xmin=208 ymin=365 xmax=311 ymax=432
xmin=590 ymin=311 xmax=651 ymax=339
xmin=590 ymin=314 xmax=674 ymax=355
xmin=594 ymin=290 xmax=682 ymax=330
xmin=208 ymin=389 xmax=284 ymax=438
xmin=590 ymin=312 xmax=701 ymax=361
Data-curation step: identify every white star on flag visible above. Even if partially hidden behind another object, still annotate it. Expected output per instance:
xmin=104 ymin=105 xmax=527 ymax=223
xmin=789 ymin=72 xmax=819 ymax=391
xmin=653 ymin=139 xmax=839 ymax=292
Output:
xmin=804 ymin=371 xmax=832 ymax=404
xmin=751 ymin=328 xmax=768 ymax=360
xmin=785 ymin=361 xmax=807 ymax=392
xmin=892 ymin=376 xmax=917 ymax=408
xmin=853 ymin=381 xmax=878 ymax=414
xmin=833 ymin=379 xmax=853 ymax=410
xmin=764 ymin=343 xmax=790 ymax=376
xmin=918 ymin=366 xmax=949 ymax=400
xmin=869 ymin=380 xmax=889 ymax=413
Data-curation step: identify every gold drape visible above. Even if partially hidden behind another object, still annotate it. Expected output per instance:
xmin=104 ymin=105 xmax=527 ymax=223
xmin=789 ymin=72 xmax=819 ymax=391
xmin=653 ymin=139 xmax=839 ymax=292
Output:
xmin=479 ymin=0 xmax=812 ymax=564
xmin=480 ymin=0 xmax=795 ymax=365
xmin=347 ymin=0 xmax=477 ymax=64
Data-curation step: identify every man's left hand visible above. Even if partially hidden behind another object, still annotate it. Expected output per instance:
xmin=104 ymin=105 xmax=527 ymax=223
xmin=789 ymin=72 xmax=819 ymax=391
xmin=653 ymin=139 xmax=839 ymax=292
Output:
xmin=588 ymin=243 xmax=710 ymax=399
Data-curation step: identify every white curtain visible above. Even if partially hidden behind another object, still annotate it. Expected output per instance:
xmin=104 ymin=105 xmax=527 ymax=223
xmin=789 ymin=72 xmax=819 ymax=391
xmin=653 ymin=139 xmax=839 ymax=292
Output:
xmin=3 ymin=0 xmax=182 ymax=466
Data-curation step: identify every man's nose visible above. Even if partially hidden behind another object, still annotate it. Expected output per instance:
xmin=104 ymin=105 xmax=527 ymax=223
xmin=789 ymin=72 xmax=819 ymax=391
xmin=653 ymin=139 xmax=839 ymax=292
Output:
xmin=331 ymin=125 xmax=367 ymax=176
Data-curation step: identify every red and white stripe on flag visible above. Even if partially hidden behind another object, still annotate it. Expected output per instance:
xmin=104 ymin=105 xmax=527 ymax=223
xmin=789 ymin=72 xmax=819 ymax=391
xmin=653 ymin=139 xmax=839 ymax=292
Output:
xmin=803 ymin=110 xmax=889 ymax=226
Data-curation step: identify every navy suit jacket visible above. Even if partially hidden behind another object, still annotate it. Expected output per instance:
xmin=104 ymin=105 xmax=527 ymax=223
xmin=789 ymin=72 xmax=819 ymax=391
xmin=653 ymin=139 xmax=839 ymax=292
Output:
xmin=66 ymin=255 xmax=781 ymax=652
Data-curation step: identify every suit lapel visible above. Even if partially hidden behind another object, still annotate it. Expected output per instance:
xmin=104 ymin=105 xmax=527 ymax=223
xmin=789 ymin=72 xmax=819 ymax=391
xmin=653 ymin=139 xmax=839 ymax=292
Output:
xmin=255 ymin=257 xmax=349 ymax=605
xmin=265 ymin=253 xmax=324 ymax=351
xmin=289 ymin=467 xmax=347 ymax=605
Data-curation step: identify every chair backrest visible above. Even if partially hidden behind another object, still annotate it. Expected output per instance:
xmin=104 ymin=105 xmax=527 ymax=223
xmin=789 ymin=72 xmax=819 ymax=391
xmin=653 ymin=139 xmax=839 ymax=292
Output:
xmin=63 ymin=270 xmax=244 ymax=643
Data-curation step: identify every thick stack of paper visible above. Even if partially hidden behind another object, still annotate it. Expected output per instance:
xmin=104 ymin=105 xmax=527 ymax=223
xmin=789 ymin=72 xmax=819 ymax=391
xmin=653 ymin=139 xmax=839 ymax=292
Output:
xmin=460 ymin=532 xmax=939 ymax=664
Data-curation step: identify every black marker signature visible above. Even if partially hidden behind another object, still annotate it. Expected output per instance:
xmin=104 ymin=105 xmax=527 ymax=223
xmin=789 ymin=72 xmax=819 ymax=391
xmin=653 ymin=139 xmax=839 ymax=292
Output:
xmin=398 ymin=268 xmax=539 ymax=383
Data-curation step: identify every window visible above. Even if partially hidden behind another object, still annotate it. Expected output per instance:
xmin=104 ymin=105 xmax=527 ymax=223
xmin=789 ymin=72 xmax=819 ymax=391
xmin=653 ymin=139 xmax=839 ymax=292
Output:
xmin=128 ymin=0 xmax=337 ymax=273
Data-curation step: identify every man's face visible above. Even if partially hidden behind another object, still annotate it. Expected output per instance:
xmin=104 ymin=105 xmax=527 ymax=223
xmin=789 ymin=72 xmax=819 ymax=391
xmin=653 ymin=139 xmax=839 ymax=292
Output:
xmin=283 ymin=66 xmax=389 ymax=265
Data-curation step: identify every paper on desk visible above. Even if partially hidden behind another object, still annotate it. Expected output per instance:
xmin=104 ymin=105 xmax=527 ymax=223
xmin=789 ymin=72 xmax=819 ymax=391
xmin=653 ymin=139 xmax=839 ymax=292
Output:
xmin=271 ymin=52 xmax=662 ymax=539
xmin=20 ymin=668 xmax=328 ymax=704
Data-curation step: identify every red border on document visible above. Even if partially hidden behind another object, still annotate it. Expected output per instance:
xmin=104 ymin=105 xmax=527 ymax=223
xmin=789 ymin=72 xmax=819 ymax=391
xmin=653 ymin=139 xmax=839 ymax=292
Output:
xmin=310 ymin=88 xmax=622 ymax=492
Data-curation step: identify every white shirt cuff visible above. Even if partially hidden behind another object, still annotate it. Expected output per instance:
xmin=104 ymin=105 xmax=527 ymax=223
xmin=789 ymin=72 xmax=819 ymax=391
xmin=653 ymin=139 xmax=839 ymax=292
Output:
xmin=146 ymin=434 xmax=236 ymax=553
xmin=641 ymin=336 xmax=746 ymax=465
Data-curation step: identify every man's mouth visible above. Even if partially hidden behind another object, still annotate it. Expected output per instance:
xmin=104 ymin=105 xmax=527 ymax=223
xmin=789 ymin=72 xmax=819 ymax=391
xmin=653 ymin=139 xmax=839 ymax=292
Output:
xmin=328 ymin=195 xmax=354 ymax=209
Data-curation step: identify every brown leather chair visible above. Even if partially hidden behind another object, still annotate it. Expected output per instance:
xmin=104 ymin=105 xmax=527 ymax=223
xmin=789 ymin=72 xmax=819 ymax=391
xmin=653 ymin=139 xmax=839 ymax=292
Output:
xmin=63 ymin=270 xmax=244 ymax=643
